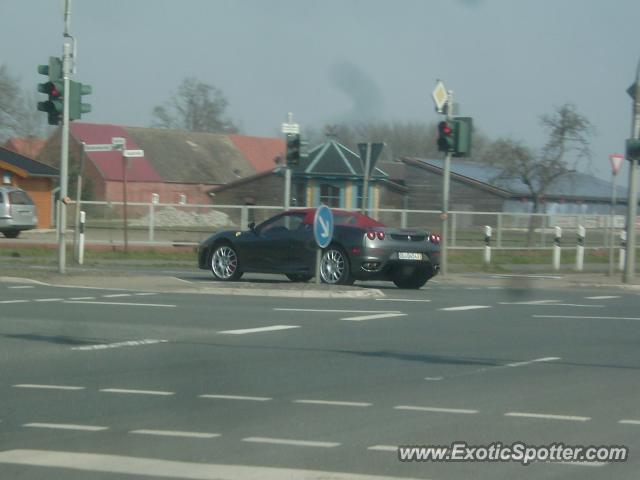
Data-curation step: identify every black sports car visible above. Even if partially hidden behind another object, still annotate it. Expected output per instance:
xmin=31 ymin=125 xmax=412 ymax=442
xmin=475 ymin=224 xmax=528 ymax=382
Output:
xmin=197 ymin=209 xmax=440 ymax=289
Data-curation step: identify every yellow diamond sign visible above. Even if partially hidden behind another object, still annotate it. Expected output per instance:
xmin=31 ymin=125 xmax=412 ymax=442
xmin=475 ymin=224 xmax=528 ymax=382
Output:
xmin=432 ymin=81 xmax=448 ymax=113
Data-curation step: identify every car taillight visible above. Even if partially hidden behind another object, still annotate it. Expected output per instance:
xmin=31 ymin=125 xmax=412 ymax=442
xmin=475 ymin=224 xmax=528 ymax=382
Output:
xmin=366 ymin=230 xmax=385 ymax=241
xmin=366 ymin=231 xmax=376 ymax=240
xmin=376 ymin=231 xmax=385 ymax=240
xmin=428 ymin=234 xmax=441 ymax=245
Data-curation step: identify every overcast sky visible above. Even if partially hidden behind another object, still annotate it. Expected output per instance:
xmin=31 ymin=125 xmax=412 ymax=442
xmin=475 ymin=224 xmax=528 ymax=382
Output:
xmin=1 ymin=0 xmax=639 ymax=179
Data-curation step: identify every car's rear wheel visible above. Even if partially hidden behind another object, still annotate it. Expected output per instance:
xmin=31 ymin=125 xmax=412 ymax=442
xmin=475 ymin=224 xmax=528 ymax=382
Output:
xmin=3 ymin=230 xmax=20 ymax=239
xmin=286 ymin=273 xmax=312 ymax=283
xmin=392 ymin=267 xmax=431 ymax=289
xmin=320 ymin=246 xmax=353 ymax=285
xmin=210 ymin=243 xmax=242 ymax=281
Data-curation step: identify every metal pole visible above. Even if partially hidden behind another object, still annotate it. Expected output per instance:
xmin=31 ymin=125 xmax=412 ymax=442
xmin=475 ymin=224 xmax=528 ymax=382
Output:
xmin=624 ymin=61 xmax=640 ymax=283
xmin=362 ymin=143 xmax=371 ymax=215
xmin=58 ymin=39 xmax=72 ymax=273
xmin=576 ymin=225 xmax=585 ymax=272
xmin=608 ymin=171 xmax=618 ymax=276
xmin=553 ymin=226 xmax=562 ymax=271
xmin=440 ymin=90 xmax=453 ymax=275
xmin=122 ymin=154 xmax=129 ymax=253
xmin=284 ymin=167 xmax=291 ymax=210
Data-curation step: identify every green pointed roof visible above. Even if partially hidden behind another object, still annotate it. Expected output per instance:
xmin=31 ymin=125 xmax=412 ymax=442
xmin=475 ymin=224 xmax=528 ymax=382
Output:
xmin=296 ymin=140 xmax=387 ymax=178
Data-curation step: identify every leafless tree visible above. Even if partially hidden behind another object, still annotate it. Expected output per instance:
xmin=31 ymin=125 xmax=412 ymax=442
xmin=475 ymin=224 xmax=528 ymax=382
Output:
xmin=151 ymin=77 xmax=239 ymax=133
xmin=0 ymin=64 xmax=21 ymax=142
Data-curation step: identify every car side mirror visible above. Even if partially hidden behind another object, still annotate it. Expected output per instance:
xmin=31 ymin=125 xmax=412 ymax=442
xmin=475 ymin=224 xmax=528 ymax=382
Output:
xmin=248 ymin=222 xmax=257 ymax=234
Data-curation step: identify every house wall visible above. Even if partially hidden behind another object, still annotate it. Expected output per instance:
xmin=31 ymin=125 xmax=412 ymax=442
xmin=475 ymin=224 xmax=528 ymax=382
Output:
xmin=101 ymin=181 xmax=217 ymax=205
xmin=210 ymin=174 xmax=285 ymax=207
xmin=15 ymin=177 xmax=54 ymax=229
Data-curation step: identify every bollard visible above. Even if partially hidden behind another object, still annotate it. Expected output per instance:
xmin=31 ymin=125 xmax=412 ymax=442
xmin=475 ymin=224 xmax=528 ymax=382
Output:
xmin=619 ymin=230 xmax=627 ymax=271
xmin=78 ymin=211 xmax=86 ymax=265
xmin=576 ymin=225 xmax=585 ymax=271
xmin=149 ymin=193 xmax=159 ymax=242
xmin=483 ymin=225 xmax=492 ymax=265
xmin=553 ymin=226 xmax=562 ymax=271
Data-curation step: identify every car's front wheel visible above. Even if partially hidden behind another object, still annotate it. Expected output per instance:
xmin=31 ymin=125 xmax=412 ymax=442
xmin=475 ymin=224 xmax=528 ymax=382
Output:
xmin=320 ymin=246 xmax=353 ymax=285
xmin=210 ymin=243 xmax=243 ymax=281
xmin=2 ymin=230 xmax=20 ymax=239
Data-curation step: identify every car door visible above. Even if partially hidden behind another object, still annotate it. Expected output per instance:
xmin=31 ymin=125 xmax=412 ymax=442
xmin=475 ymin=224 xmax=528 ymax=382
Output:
xmin=243 ymin=213 xmax=298 ymax=272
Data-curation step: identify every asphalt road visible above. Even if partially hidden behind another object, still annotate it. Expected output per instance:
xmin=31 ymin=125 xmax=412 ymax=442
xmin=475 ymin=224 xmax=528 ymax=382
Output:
xmin=0 ymin=277 xmax=639 ymax=479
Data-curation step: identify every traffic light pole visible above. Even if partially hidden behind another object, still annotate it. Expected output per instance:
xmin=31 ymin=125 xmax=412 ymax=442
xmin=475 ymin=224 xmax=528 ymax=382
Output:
xmin=58 ymin=37 xmax=72 ymax=274
xmin=624 ymin=63 xmax=640 ymax=284
xmin=440 ymin=90 xmax=453 ymax=276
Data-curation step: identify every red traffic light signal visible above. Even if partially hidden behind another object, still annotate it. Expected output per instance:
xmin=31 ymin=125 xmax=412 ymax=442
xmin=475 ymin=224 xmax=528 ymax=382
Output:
xmin=437 ymin=121 xmax=454 ymax=152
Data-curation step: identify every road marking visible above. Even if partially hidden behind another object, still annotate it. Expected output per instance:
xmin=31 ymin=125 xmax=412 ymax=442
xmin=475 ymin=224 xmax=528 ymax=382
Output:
xmin=34 ymin=298 xmax=63 ymax=302
xmin=0 ymin=300 xmax=28 ymax=304
xmin=341 ymin=313 xmax=406 ymax=321
xmin=619 ymin=419 xmax=640 ymax=425
xmin=439 ymin=305 xmax=491 ymax=311
xmin=71 ymin=339 xmax=168 ymax=351
xmin=64 ymin=301 xmax=176 ymax=308
xmin=367 ymin=445 xmax=398 ymax=452
xmin=394 ymin=405 xmax=478 ymax=415
xmin=133 ymin=293 xmax=158 ymax=296
xmin=129 ymin=429 xmax=220 ymax=439
xmin=424 ymin=377 xmax=444 ymax=381
xmin=13 ymin=384 xmax=85 ymax=391
xmin=102 ymin=294 xmax=132 ymax=298
xmin=68 ymin=296 xmax=95 ymax=300
xmin=219 ymin=325 xmax=300 ymax=334
xmin=100 ymin=388 xmax=174 ymax=396
xmin=274 ymin=308 xmax=402 ymax=314
xmin=293 ymin=399 xmax=372 ymax=407
xmin=552 ymin=304 xmax=604 ymax=308
xmin=242 ymin=437 xmax=340 ymax=448
xmin=23 ymin=423 xmax=108 ymax=431
xmin=504 ymin=412 xmax=590 ymax=422
xmin=491 ymin=274 xmax=563 ymax=279
xmin=499 ymin=300 xmax=560 ymax=305
xmin=199 ymin=394 xmax=272 ymax=401
xmin=534 ymin=315 xmax=640 ymax=321
xmin=505 ymin=357 xmax=561 ymax=368
xmin=584 ymin=295 xmax=620 ymax=300
xmin=556 ymin=461 xmax=608 ymax=467
xmin=0 ymin=450 xmax=418 ymax=480
xmin=7 ymin=286 xmax=34 ymax=289
xmin=375 ymin=298 xmax=431 ymax=303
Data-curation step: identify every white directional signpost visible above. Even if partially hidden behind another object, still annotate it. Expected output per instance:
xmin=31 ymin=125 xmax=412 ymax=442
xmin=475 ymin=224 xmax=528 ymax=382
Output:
xmin=609 ymin=153 xmax=625 ymax=275
xmin=281 ymin=113 xmax=300 ymax=210
xmin=313 ymin=205 xmax=334 ymax=284
xmin=81 ymin=137 xmax=144 ymax=254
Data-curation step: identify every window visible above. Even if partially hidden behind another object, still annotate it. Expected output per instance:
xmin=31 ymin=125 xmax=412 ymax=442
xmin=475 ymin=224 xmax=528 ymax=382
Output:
xmin=9 ymin=190 xmax=33 ymax=205
xmin=319 ymin=184 xmax=341 ymax=208
xmin=259 ymin=213 xmax=305 ymax=235
xmin=293 ymin=183 xmax=306 ymax=207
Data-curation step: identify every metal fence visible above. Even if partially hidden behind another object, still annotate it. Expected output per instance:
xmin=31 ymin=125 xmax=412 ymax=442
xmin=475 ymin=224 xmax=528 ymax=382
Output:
xmin=64 ymin=201 xmax=630 ymax=252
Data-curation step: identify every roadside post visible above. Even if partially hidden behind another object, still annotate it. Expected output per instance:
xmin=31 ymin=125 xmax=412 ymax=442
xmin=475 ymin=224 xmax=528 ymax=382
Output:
xmin=576 ymin=225 xmax=585 ymax=271
xmin=620 ymin=230 xmax=627 ymax=271
xmin=483 ymin=225 xmax=491 ymax=265
xmin=553 ymin=226 xmax=562 ymax=271
xmin=281 ymin=113 xmax=300 ymax=210
xmin=608 ymin=154 xmax=624 ymax=275
xmin=149 ymin=193 xmax=159 ymax=242
xmin=78 ymin=210 xmax=86 ymax=265
xmin=313 ymin=205 xmax=334 ymax=285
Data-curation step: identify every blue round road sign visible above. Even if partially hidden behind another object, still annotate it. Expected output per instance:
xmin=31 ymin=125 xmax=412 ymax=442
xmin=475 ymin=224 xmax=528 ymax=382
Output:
xmin=313 ymin=205 xmax=334 ymax=249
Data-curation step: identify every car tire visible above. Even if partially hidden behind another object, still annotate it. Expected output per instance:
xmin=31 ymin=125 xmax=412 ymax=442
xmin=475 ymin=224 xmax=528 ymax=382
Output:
xmin=392 ymin=267 xmax=431 ymax=289
xmin=320 ymin=246 xmax=354 ymax=285
xmin=210 ymin=243 xmax=243 ymax=281
xmin=286 ymin=274 xmax=312 ymax=283
xmin=2 ymin=230 xmax=20 ymax=239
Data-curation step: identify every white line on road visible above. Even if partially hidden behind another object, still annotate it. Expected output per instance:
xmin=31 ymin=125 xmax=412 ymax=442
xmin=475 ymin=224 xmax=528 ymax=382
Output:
xmin=424 ymin=377 xmax=444 ymax=381
xmin=102 ymin=294 xmax=132 ymax=298
xmin=242 ymin=437 xmax=340 ymax=448
xmin=199 ymin=394 xmax=272 ymax=401
xmin=619 ymin=419 xmax=640 ymax=425
xmin=99 ymin=388 xmax=174 ymax=396
xmin=274 ymin=308 xmax=402 ymax=314
xmin=293 ymin=399 xmax=372 ymax=407
xmin=13 ymin=384 xmax=85 ymax=391
xmin=0 ymin=450 xmax=414 ymax=480
xmin=552 ymin=304 xmax=605 ymax=308
xmin=23 ymin=423 xmax=108 ymax=431
xmin=504 ymin=412 xmax=590 ymax=422
xmin=499 ymin=300 xmax=560 ymax=305
xmin=34 ymin=298 xmax=63 ymax=302
xmin=71 ymin=339 xmax=168 ymax=351
xmin=534 ymin=315 xmax=640 ymax=321
xmin=584 ymin=296 xmax=620 ymax=300
xmin=439 ymin=305 xmax=491 ymax=311
xmin=64 ymin=301 xmax=176 ymax=308
xmin=556 ymin=461 xmax=608 ymax=467
xmin=7 ymin=286 xmax=34 ymax=289
xmin=394 ymin=405 xmax=478 ymax=415
xmin=68 ymin=297 xmax=95 ymax=300
xmin=0 ymin=300 xmax=28 ymax=304
xmin=375 ymin=298 xmax=431 ymax=302
xmin=219 ymin=325 xmax=300 ymax=334
xmin=133 ymin=293 xmax=158 ymax=296
xmin=129 ymin=429 xmax=220 ymax=439
xmin=505 ymin=357 xmax=561 ymax=368
xmin=341 ymin=313 xmax=407 ymax=321
xmin=367 ymin=445 xmax=399 ymax=452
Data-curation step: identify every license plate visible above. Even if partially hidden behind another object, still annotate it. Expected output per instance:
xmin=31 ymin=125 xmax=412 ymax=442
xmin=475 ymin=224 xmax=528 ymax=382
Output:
xmin=398 ymin=252 xmax=422 ymax=260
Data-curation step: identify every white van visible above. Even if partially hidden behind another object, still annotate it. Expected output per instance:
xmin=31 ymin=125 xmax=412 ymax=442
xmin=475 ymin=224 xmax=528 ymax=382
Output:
xmin=0 ymin=187 xmax=38 ymax=238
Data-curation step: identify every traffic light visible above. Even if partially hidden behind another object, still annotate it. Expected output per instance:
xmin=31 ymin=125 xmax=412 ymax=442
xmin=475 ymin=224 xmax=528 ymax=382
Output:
xmin=37 ymin=57 xmax=63 ymax=125
xmin=453 ymin=116 xmax=473 ymax=157
xmin=437 ymin=121 xmax=454 ymax=152
xmin=286 ymin=133 xmax=301 ymax=167
xmin=626 ymin=138 xmax=640 ymax=161
xmin=69 ymin=81 xmax=92 ymax=120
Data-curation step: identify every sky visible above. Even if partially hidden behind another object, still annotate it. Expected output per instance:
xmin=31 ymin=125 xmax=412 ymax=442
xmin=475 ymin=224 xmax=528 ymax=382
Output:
xmin=1 ymin=0 xmax=639 ymax=181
